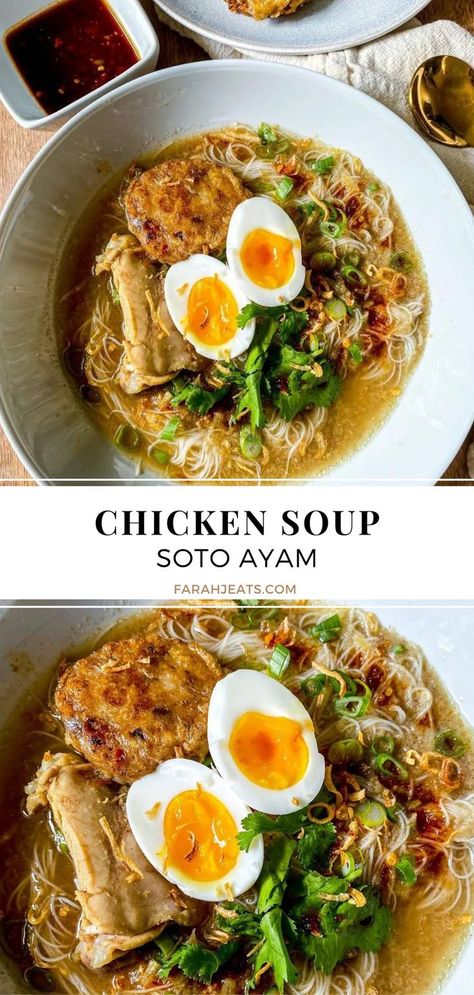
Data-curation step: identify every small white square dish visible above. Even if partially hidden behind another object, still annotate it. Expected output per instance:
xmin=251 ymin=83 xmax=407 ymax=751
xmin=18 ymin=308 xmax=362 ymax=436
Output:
xmin=0 ymin=0 xmax=159 ymax=129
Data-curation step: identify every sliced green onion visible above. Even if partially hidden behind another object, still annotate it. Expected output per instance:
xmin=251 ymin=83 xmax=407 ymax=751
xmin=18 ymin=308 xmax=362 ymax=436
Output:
xmin=434 ymin=729 xmax=466 ymax=758
xmin=269 ymin=643 xmax=291 ymax=679
xmin=341 ymin=264 xmax=368 ymax=288
xmin=328 ymin=738 xmax=363 ymax=764
xmin=334 ymin=847 xmax=364 ymax=881
xmin=324 ymin=201 xmax=338 ymax=221
xmin=153 ymin=449 xmax=170 ymax=466
xmin=320 ymin=211 xmax=347 ymax=239
xmin=253 ymin=180 xmax=274 ymax=194
xmin=308 ymin=614 xmax=342 ymax=644
xmin=325 ymin=297 xmax=347 ymax=321
xmin=370 ymin=733 xmax=395 ymax=757
xmin=257 ymin=138 xmax=291 ymax=160
xmin=258 ymin=122 xmax=277 ymax=144
xmin=348 ymin=342 xmax=363 ymax=363
xmin=333 ymin=680 xmax=372 ymax=719
xmin=343 ymin=249 xmax=361 ymax=267
xmin=239 ymin=425 xmax=262 ymax=460
xmin=386 ymin=801 xmax=403 ymax=823
xmin=275 ymin=177 xmax=294 ymax=202
xmin=310 ymin=250 xmax=336 ymax=272
xmin=395 ymin=854 xmax=417 ymax=886
xmin=356 ymin=799 xmax=387 ymax=829
xmin=373 ymin=753 xmax=409 ymax=781
xmin=390 ymin=250 xmax=413 ymax=273
xmin=309 ymin=334 xmax=324 ymax=354
xmin=301 ymin=674 xmax=326 ymax=697
xmin=300 ymin=201 xmax=318 ymax=218
xmin=247 ymin=606 xmax=279 ymax=627
xmin=367 ymin=181 xmax=380 ymax=194
xmin=160 ymin=415 xmax=181 ymax=441
xmin=230 ymin=613 xmax=253 ymax=630
xmin=171 ymin=375 xmax=186 ymax=395
xmin=392 ymin=643 xmax=406 ymax=655
xmin=113 ymin=424 xmax=141 ymax=452
xmin=232 ymin=605 xmax=280 ymax=632
xmin=310 ymin=155 xmax=334 ymax=176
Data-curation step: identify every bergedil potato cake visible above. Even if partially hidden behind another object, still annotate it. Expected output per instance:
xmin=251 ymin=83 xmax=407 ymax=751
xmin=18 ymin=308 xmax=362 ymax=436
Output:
xmin=1 ymin=606 xmax=473 ymax=995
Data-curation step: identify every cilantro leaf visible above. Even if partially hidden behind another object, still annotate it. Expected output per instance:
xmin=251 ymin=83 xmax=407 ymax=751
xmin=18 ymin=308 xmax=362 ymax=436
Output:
xmin=258 ymin=836 xmax=297 ymax=914
xmin=237 ymin=808 xmax=309 ymax=852
xmin=238 ymin=302 xmax=308 ymax=345
xmin=299 ymin=888 xmax=391 ymax=975
xmin=252 ymin=908 xmax=298 ymax=994
xmin=268 ymin=344 xmax=318 ymax=378
xmin=158 ymin=939 xmax=239 ymax=983
xmin=273 ymin=362 xmax=341 ymax=421
xmin=233 ymin=317 xmax=279 ymax=429
xmin=278 ymin=309 xmax=309 ymax=345
xmin=171 ymin=382 xmax=229 ymax=416
xmin=295 ymin=822 xmax=336 ymax=871
xmin=288 ymin=870 xmax=348 ymax=918
xmin=216 ymin=902 xmax=261 ymax=938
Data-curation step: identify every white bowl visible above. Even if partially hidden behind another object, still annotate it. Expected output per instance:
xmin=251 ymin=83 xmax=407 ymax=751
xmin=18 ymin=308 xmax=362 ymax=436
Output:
xmin=0 ymin=0 xmax=159 ymax=129
xmin=0 ymin=602 xmax=472 ymax=993
xmin=0 ymin=61 xmax=473 ymax=482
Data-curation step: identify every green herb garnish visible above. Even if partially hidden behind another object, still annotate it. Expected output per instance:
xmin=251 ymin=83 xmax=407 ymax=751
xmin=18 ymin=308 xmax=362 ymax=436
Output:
xmin=395 ymin=854 xmax=417 ymax=886
xmin=308 ymin=614 xmax=342 ymax=643
xmin=160 ymin=415 xmax=181 ymax=441
xmin=157 ymin=939 xmax=239 ymax=983
xmin=269 ymin=643 xmax=291 ymax=679
xmin=434 ymin=729 xmax=466 ymax=758
xmin=348 ymin=342 xmax=363 ymax=363
xmin=310 ymin=154 xmax=335 ymax=175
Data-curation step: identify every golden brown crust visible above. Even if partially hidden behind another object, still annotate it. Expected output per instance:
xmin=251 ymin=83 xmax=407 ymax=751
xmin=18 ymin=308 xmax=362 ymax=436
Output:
xmin=54 ymin=635 xmax=222 ymax=782
xmin=226 ymin=0 xmax=310 ymax=19
xmin=124 ymin=158 xmax=248 ymax=264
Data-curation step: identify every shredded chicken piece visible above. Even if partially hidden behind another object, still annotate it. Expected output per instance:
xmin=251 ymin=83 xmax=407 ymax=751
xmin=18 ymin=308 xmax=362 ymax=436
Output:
xmin=99 ymin=816 xmax=144 ymax=883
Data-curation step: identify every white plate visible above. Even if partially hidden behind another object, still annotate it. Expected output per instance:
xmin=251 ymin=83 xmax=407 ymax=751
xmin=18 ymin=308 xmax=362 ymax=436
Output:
xmin=0 ymin=603 xmax=473 ymax=993
xmin=0 ymin=61 xmax=473 ymax=483
xmin=154 ymin=0 xmax=429 ymax=55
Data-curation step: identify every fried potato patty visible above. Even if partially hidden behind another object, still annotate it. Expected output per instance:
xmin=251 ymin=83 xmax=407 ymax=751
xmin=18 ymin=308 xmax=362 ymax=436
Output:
xmin=124 ymin=158 xmax=248 ymax=264
xmin=54 ymin=635 xmax=221 ymax=782
xmin=226 ymin=0 xmax=310 ymax=19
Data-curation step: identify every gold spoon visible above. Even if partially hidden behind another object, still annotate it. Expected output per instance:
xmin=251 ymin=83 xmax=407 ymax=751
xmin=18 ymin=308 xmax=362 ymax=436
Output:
xmin=409 ymin=55 xmax=474 ymax=148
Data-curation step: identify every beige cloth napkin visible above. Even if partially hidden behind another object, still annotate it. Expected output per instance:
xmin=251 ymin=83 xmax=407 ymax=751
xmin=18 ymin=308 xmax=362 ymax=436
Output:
xmin=157 ymin=12 xmax=474 ymax=208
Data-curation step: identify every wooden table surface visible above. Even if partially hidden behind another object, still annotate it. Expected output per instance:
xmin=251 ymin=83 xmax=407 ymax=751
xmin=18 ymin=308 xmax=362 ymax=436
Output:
xmin=0 ymin=0 xmax=472 ymax=482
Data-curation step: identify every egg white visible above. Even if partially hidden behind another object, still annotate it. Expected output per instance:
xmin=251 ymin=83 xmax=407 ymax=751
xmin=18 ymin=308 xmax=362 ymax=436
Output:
xmin=226 ymin=197 xmax=305 ymax=307
xmin=126 ymin=758 xmax=264 ymax=902
xmin=207 ymin=670 xmax=325 ymax=815
xmin=164 ymin=254 xmax=255 ymax=361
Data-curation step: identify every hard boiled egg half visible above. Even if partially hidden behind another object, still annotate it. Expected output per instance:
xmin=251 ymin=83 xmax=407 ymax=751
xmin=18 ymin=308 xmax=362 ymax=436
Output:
xmin=226 ymin=197 xmax=305 ymax=307
xmin=126 ymin=758 xmax=264 ymax=902
xmin=207 ymin=670 xmax=325 ymax=815
xmin=164 ymin=254 xmax=255 ymax=361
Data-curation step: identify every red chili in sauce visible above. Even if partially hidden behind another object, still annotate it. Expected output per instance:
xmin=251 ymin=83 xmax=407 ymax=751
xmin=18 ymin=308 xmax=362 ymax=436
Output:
xmin=5 ymin=0 xmax=138 ymax=115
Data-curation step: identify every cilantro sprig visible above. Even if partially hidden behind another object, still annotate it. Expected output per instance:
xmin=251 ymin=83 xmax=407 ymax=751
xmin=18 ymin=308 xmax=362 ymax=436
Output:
xmin=156 ymin=937 xmax=239 ymax=983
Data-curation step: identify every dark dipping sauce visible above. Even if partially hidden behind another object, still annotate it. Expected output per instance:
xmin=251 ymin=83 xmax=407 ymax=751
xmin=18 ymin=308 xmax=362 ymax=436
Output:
xmin=5 ymin=0 xmax=138 ymax=115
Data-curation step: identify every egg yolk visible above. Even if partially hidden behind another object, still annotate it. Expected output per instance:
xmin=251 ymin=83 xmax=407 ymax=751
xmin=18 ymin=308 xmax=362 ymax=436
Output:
xmin=186 ymin=276 xmax=238 ymax=345
xmin=229 ymin=711 xmax=308 ymax=790
xmin=163 ymin=788 xmax=239 ymax=882
xmin=240 ymin=228 xmax=296 ymax=289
